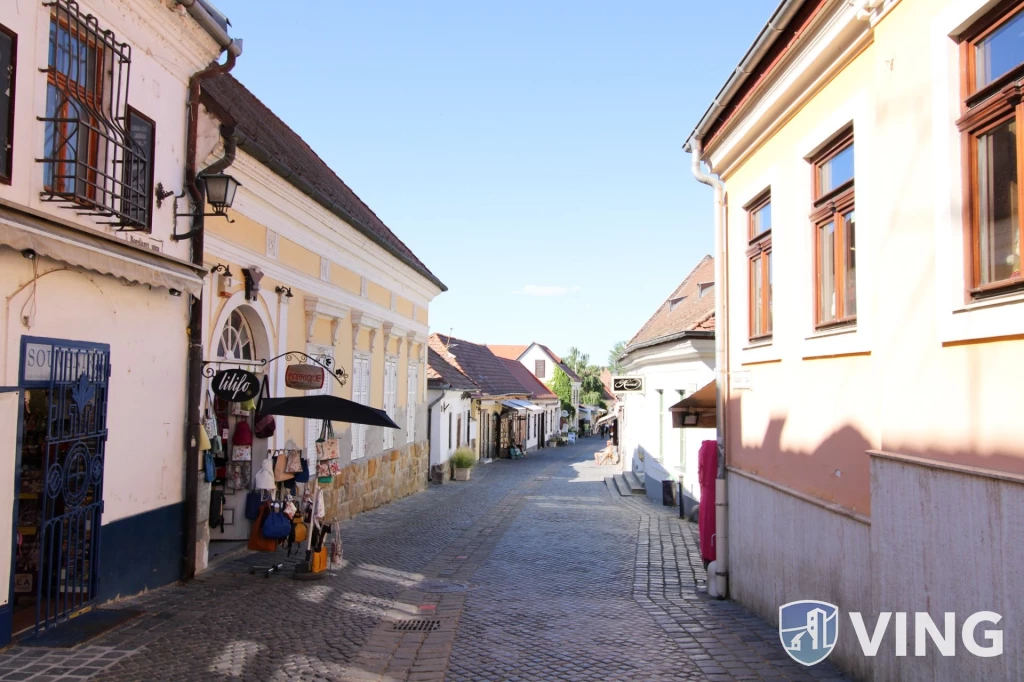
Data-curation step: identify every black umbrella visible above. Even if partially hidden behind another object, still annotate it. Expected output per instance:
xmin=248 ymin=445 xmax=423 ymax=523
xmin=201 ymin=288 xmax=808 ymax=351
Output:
xmin=258 ymin=395 xmax=400 ymax=428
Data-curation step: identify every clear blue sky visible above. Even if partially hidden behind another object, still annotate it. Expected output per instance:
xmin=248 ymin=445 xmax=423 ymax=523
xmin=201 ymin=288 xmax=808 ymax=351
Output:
xmin=213 ymin=0 xmax=777 ymax=365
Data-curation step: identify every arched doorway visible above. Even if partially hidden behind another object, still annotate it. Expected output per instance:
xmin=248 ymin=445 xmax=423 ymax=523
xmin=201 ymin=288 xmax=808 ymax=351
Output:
xmin=210 ymin=302 xmax=272 ymax=542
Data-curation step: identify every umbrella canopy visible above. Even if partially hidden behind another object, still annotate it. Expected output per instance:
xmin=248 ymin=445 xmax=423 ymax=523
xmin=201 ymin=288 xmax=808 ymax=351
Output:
xmin=258 ymin=395 xmax=400 ymax=429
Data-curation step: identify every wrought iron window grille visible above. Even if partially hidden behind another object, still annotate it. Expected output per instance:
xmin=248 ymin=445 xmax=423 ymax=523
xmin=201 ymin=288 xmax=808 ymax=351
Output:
xmin=36 ymin=0 xmax=150 ymax=231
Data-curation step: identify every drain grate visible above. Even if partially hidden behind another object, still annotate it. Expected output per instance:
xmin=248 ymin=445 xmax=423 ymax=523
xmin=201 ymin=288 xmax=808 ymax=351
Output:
xmin=391 ymin=619 xmax=441 ymax=632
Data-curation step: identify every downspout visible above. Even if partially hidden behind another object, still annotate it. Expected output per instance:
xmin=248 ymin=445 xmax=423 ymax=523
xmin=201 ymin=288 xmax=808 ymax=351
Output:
xmin=691 ymin=139 xmax=729 ymax=599
xmin=181 ymin=51 xmax=237 ymax=581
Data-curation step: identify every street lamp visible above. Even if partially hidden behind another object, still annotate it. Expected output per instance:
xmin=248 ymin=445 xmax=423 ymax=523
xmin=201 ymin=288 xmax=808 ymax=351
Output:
xmin=170 ymin=172 xmax=242 ymax=241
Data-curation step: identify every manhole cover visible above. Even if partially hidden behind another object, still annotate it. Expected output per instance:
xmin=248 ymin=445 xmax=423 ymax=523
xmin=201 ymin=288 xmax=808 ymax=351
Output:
xmin=391 ymin=619 xmax=441 ymax=632
xmin=409 ymin=579 xmax=473 ymax=594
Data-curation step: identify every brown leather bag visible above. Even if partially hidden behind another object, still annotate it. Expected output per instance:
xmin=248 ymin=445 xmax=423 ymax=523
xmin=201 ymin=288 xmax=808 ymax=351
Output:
xmin=247 ymin=502 xmax=278 ymax=552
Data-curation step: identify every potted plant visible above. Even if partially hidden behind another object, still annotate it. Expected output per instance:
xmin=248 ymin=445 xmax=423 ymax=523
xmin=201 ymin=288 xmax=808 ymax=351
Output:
xmin=450 ymin=448 xmax=476 ymax=481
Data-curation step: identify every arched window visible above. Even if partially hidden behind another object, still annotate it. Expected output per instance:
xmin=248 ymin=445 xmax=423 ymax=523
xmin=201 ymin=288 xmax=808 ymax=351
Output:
xmin=217 ymin=309 xmax=254 ymax=361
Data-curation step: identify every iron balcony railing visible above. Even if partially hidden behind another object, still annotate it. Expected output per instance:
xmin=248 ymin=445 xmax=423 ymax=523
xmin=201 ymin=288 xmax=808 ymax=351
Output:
xmin=36 ymin=0 xmax=150 ymax=231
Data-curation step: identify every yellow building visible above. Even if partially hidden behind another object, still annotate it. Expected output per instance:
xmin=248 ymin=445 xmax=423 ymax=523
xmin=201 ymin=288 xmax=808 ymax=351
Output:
xmin=687 ymin=0 xmax=1024 ymax=677
xmin=191 ymin=74 xmax=444 ymax=570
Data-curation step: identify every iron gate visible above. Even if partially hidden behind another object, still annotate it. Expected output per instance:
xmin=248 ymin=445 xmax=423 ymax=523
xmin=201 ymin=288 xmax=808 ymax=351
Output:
xmin=37 ymin=344 xmax=109 ymax=632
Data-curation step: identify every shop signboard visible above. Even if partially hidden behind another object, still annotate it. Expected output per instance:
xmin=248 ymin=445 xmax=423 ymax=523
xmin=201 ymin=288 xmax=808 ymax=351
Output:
xmin=285 ymin=363 xmax=325 ymax=390
xmin=212 ymin=369 xmax=260 ymax=402
xmin=611 ymin=376 xmax=644 ymax=393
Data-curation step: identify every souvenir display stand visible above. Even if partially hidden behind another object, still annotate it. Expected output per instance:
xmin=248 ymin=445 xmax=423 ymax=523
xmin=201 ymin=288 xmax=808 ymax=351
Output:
xmin=201 ymin=351 xmax=400 ymax=582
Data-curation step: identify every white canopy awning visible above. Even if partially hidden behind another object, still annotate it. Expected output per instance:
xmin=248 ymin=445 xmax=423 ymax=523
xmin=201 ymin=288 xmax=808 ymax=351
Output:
xmin=0 ymin=205 xmax=206 ymax=296
xmin=502 ymin=399 xmax=543 ymax=414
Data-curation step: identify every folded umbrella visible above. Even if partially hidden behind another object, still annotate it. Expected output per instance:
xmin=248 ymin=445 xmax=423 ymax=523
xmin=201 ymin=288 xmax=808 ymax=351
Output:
xmin=257 ymin=394 xmax=400 ymax=429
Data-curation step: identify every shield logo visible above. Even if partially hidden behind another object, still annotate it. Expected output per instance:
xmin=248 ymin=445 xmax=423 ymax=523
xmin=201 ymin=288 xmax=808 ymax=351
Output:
xmin=779 ymin=600 xmax=839 ymax=666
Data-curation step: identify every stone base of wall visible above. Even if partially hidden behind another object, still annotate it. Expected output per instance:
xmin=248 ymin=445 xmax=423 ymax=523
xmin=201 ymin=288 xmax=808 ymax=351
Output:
xmin=321 ymin=440 xmax=429 ymax=522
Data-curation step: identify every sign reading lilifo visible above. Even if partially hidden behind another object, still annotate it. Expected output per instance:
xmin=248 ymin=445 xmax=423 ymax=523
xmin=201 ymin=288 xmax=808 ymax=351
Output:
xmin=212 ymin=369 xmax=260 ymax=402
xmin=611 ymin=376 xmax=645 ymax=393
xmin=285 ymin=364 xmax=325 ymax=390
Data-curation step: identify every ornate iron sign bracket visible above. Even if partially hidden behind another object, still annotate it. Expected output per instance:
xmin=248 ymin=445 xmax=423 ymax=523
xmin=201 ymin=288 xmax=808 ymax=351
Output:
xmin=201 ymin=350 xmax=348 ymax=388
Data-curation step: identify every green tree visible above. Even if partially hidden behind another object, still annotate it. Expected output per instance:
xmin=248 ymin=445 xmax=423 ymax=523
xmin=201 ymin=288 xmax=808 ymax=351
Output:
xmin=547 ymin=366 xmax=575 ymax=419
xmin=607 ymin=341 xmax=626 ymax=373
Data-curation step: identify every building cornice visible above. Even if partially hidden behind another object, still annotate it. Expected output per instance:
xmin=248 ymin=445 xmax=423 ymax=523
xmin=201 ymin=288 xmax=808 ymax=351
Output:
xmin=706 ymin=0 xmax=874 ymax=176
xmin=204 ymin=233 xmax=428 ymax=338
xmin=226 ymin=152 xmax=441 ymax=306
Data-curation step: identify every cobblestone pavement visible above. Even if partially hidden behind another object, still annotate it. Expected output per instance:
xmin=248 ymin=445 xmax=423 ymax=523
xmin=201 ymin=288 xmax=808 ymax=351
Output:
xmin=0 ymin=438 xmax=850 ymax=681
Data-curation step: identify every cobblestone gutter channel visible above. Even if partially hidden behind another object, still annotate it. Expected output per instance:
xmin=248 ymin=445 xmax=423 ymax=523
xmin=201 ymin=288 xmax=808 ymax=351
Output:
xmin=0 ymin=440 xmax=850 ymax=681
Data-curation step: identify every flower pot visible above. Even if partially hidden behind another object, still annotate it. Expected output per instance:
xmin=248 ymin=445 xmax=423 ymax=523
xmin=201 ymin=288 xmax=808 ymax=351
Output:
xmin=454 ymin=468 xmax=471 ymax=481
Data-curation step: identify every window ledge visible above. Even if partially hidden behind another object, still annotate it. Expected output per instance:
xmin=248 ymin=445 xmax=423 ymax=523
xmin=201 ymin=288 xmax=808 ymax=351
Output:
xmin=801 ymin=324 xmax=871 ymax=359
xmin=805 ymin=324 xmax=857 ymax=341
xmin=954 ymin=289 xmax=1024 ymax=315
xmin=740 ymin=340 xmax=781 ymax=366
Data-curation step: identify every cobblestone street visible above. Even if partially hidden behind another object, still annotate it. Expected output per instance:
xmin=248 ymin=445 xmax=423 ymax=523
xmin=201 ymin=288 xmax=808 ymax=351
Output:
xmin=0 ymin=439 xmax=848 ymax=681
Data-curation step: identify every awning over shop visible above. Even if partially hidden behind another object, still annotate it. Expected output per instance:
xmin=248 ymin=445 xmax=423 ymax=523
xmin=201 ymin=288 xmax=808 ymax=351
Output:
xmin=669 ymin=379 xmax=716 ymax=429
xmin=595 ymin=412 xmax=617 ymax=426
xmin=0 ymin=204 xmax=206 ymax=296
xmin=501 ymin=399 xmax=543 ymax=414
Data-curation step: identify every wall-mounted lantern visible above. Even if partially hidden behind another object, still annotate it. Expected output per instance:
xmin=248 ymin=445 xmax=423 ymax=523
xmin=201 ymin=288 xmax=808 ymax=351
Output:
xmin=211 ymin=263 xmax=233 ymax=297
xmin=170 ymin=172 xmax=242 ymax=241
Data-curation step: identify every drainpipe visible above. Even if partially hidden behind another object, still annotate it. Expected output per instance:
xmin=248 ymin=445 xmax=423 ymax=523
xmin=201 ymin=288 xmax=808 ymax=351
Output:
xmin=691 ymin=139 xmax=729 ymax=599
xmin=175 ymin=0 xmax=243 ymax=57
xmin=181 ymin=51 xmax=238 ymax=581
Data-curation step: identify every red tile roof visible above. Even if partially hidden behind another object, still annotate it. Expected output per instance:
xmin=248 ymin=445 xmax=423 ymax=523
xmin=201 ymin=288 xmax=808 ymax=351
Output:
xmin=626 ymin=256 xmax=715 ymax=351
xmin=487 ymin=345 xmax=529 ymax=361
xmin=201 ymin=74 xmax=445 ymax=291
xmin=429 ymin=334 xmax=528 ymax=397
xmin=499 ymin=358 xmax=558 ymax=401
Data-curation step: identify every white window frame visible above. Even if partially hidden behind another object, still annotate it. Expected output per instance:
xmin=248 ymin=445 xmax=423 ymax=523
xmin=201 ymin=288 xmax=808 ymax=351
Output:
xmin=352 ymin=353 xmax=371 ymax=459
xmin=304 ymin=344 xmax=334 ymax=463
xmin=383 ymin=355 xmax=398 ymax=449
xmin=407 ymin=362 xmax=418 ymax=442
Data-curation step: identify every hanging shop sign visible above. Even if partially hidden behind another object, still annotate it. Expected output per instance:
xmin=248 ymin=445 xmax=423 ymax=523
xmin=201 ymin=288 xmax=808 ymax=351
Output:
xmin=611 ymin=376 xmax=645 ymax=393
xmin=212 ymin=369 xmax=261 ymax=402
xmin=285 ymin=363 xmax=325 ymax=391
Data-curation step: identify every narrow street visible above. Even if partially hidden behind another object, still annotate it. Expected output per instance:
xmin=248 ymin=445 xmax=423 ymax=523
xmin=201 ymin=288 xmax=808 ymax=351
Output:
xmin=0 ymin=438 xmax=847 ymax=682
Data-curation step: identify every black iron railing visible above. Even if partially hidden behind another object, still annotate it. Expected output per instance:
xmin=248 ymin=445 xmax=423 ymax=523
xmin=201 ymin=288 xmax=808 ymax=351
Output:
xmin=37 ymin=0 xmax=149 ymax=231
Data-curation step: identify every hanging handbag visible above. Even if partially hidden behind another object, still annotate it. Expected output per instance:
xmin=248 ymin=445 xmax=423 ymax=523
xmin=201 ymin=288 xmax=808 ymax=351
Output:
xmin=209 ymin=489 xmax=225 ymax=533
xmin=261 ymin=503 xmax=292 ymax=540
xmin=330 ymin=538 xmax=342 ymax=569
xmin=253 ymin=377 xmax=276 ymax=439
xmin=293 ymin=452 xmax=311 ymax=483
xmin=316 ymin=460 xmax=341 ymax=478
xmin=197 ymin=425 xmax=212 ymax=453
xmin=244 ymin=490 xmax=262 ymax=521
xmin=248 ymin=503 xmax=278 ymax=552
xmin=203 ymin=388 xmax=219 ymax=438
xmin=204 ymin=452 xmax=216 ymax=483
xmin=232 ymin=420 xmax=253 ymax=462
xmin=226 ymin=461 xmax=251 ymax=490
xmin=292 ymin=516 xmax=308 ymax=544
xmin=274 ymin=453 xmax=294 ymax=482
xmin=315 ymin=422 xmax=340 ymax=461
xmin=284 ymin=449 xmax=304 ymax=473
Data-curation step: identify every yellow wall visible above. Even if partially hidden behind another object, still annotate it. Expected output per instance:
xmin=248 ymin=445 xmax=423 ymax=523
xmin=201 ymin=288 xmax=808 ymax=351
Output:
xmin=278 ymin=237 xmax=320 ymax=278
xmin=396 ymin=296 xmax=414 ymax=319
xmin=368 ymin=281 xmax=391 ymax=309
xmin=714 ymin=0 xmax=1024 ymax=517
xmin=206 ymin=210 xmax=266 ymax=254
xmin=415 ymin=306 xmax=428 ymax=324
xmin=331 ymin=263 xmax=362 ymax=294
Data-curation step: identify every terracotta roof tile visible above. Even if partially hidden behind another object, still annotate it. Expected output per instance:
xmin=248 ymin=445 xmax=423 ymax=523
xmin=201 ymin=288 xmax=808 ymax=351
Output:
xmin=487 ymin=344 xmax=529 ymax=361
xmin=201 ymin=74 xmax=445 ymax=290
xmin=626 ymin=255 xmax=716 ymax=350
xmin=429 ymin=334 xmax=527 ymax=397
xmin=499 ymin=358 xmax=558 ymax=401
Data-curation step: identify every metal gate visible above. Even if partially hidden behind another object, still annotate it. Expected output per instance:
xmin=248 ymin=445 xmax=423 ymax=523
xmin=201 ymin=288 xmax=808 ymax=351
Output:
xmin=37 ymin=344 xmax=109 ymax=632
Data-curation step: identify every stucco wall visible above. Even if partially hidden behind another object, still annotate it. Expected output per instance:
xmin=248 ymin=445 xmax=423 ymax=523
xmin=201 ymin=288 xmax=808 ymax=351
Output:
xmin=729 ymin=471 xmax=872 ymax=680
xmin=869 ymin=455 xmax=1024 ymax=681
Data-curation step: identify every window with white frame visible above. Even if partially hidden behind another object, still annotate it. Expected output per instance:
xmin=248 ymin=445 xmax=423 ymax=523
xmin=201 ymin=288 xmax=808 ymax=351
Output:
xmin=351 ymin=354 xmax=371 ymax=459
xmin=304 ymin=344 xmax=334 ymax=463
xmin=383 ymin=356 xmax=398 ymax=449
xmin=407 ymin=362 xmax=418 ymax=442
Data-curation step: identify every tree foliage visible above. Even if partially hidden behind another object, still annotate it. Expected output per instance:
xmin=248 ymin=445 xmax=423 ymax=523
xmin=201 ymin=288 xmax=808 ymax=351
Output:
xmin=547 ymin=366 xmax=575 ymax=419
xmin=562 ymin=346 xmax=607 ymax=407
xmin=607 ymin=341 xmax=626 ymax=373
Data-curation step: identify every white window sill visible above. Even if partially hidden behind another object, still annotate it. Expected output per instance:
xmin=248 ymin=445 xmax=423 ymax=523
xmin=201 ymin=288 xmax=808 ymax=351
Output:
xmin=802 ymin=324 xmax=871 ymax=359
xmin=740 ymin=340 xmax=781 ymax=365
xmin=940 ymin=290 xmax=1024 ymax=344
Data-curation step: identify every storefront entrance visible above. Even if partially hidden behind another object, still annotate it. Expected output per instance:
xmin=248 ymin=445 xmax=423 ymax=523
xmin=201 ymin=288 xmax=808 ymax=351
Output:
xmin=8 ymin=338 xmax=109 ymax=638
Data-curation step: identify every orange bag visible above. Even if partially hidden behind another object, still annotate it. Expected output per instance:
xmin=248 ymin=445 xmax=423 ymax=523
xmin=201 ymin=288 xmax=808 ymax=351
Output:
xmin=247 ymin=503 xmax=278 ymax=552
xmin=311 ymin=547 xmax=328 ymax=573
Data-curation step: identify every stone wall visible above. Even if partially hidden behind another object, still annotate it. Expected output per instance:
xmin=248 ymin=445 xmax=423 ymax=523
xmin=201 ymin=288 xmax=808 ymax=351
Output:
xmin=320 ymin=440 xmax=429 ymax=522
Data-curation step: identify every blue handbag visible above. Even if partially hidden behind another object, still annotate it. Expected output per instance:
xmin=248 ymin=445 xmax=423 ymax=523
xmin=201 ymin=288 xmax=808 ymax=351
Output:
xmin=244 ymin=491 xmax=261 ymax=521
xmin=204 ymin=452 xmax=216 ymax=483
xmin=293 ymin=454 xmax=311 ymax=483
xmin=261 ymin=505 xmax=292 ymax=540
